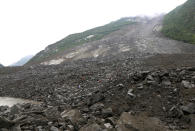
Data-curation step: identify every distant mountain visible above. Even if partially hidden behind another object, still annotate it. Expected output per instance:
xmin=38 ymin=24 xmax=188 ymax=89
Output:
xmin=11 ymin=55 xmax=34 ymax=66
xmin=0 ymin=64 xmax=3 ymax=68
xmin=162 ymin=0 xmax=195 ymax=44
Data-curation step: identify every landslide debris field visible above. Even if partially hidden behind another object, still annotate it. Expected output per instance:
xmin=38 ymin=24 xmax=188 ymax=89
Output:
xmin=1 ymin=17 xmax=195 ymax=130
xmin=28 ymin=17 xmax=195 ymax=66
xmin=1 ymin=53 xmax=195 ymax=131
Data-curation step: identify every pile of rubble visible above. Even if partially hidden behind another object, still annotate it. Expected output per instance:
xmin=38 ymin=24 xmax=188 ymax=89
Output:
xmin=0 ymin=66 xmax=195 ymax=130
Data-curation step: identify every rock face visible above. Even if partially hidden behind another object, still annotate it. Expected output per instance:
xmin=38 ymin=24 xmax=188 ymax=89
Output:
xmin=0 ymin=64 xmax=3 ymax=68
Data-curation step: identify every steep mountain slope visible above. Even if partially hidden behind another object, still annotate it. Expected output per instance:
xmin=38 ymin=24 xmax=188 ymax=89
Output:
xmin=27 ymin=17 xmax=139 ymax=65
xmin=11 ymin=55 xmax=33 ymax=66
xmin=27 ymin=16 xmax=195 ymax=66
xmin=162 ymin=0 xmax=195 ymax=44
xmin=0 ymin=64 xmax=3 ymax=68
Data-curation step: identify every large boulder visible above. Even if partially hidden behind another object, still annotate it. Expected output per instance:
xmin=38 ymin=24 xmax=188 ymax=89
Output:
xmin=181 ymin=103 xmax=195 ymax=114
xmin=61 ymin=109 xmax=83 ymax=125
xmin=181 ymin=80 xmax=195 ymax=89
xmin=79 ymin=123 xmax=102 ymax=131
xmin=116 ymin=112 xmax=169 ymax=131
xmin=0 ymin=117 xmax=15 ymax=128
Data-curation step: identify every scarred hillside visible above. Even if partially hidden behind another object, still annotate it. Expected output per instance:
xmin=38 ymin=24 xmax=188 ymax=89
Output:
xmin=27 ymin=17 xmax=140 ymax=65
xmin=27 ymin=16 xmax=195 ymax=66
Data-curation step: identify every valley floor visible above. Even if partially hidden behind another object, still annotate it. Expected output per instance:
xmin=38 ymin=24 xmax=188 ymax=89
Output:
xmin=0 ymin=16 xmax=195 ymax=131
xmin=0 ymin=53 xmax=195 ymax=130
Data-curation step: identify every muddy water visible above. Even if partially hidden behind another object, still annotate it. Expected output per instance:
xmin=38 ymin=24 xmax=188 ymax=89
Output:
xmin=0 ymin=97 xmax=40 ymax=107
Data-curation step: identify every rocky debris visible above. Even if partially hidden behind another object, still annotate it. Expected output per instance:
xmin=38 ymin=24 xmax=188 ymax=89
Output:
xmin=89 ymin=103 xmax=104 ymax=112
xmin=189 ymin=114 xmax=195 ymax=131
xmin=61 ymin=109 xmax=83 ymax=124
xmin=127 ymin=89 xmax=136 ymax=98
xmin=1 ymin=53 xmax=195 ymax=130
xmin=44 ymin=106 xmax=61 ymax=120
xmin=79 ymin=123 xmax=102 ymax=131
xmin=0 ymin=117 xmax=15 ymax=128
xmin=181 ymin=103 xmax=195 ymax=114
xmin=181 ymin=80 xmax=195 ymax=89
xmin=87 ymin=92 xmax=105 ymax=106
xmin=50 ymin=126 xmax=59 ymax=131
xmin=102 ymin=107 xmax=113 ymax=118
xmin=104 ymin=123 xmax=113 ymax=129
xmin=116 ymin=112 xmax=169 ymax=131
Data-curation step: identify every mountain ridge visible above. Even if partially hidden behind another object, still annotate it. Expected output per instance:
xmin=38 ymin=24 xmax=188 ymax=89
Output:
xmin=11 ymin=55 xmax=34 ymax=66
xmin=27 ymin=17 xmax=144 ymax=65
xmin=27 ymin=15 xmax=195 ymax=66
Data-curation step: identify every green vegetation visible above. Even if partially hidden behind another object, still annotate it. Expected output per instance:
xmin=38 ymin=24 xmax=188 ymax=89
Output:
xmin=28 ymin=18 xmax=136 ymax=64
xmin=162 ymin=0 xmax=195 ymax=44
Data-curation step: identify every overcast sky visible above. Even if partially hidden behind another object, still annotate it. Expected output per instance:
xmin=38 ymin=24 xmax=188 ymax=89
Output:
xmin=0 ymin=0 xmax=186 ymax=66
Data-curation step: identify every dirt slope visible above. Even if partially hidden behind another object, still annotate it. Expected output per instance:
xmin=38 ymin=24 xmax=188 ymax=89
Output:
xmin=40 ymin=16 xmax=195 ymax=65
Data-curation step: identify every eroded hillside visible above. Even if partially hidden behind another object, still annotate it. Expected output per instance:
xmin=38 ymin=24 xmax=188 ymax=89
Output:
xmin=28 ymin=16 xmax=195 ymax=66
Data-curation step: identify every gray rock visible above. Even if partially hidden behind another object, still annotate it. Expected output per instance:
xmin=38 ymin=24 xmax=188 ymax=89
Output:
xmin=117 ymin=112 xmax=133 ymax=125
xmin=67 ymin=125 xmax=74 ymax=130
xmin=61 ymin=109 xmax=82 ymax=124
xmin=50 ymin=126 xmax=59 ymax=131
xmin=146 ymin=75 xmax=154 ymax=81
xmin=79 ymin=123 xmax=102 ymax=131
xmin=136 ymin=83 xmax=144 ymax=89
xmin=87 ymin=92 xmax=105 ymax=106
xmin=0 ymin=129 xmax=9 ymax=131
xmin=0 ymin=116 xmax=15 ymax=128
xmin=104 ymin=123 xmax=113 ymax=129
xmin=89 ymin=103 xmax=104 ymax=111
xmin=127 ymin=89 xmax=136 ymax=98
xmin=181 ymin=80 xmax=195 ymax=89
xmin=189 ymin=114 xmax=195 ymax=131
xmin=181 ymin=103 xmax=195 ymax=114
xmin=10 ymin=105 xmax=21 ymax=116
xmin=102 ymin=108 xmax=113 ymax=118
xmin=105 ymin=117 xmax=116 ymax=126
xmin=0 ymin=106 xmax=9 ymax=112
xmin=116 ymin=124 xmax=138 ymax=131
xmin=162 ymin=80 xmax=171 ymax=86
xmin=11 ymin=125 xmax=21 ymax=131
xmin=187 ymin=67 xmax=195 ymax=71
xmin=116 ymin=83 xmax=125 ymax=89
xmin=44 ymin=107 xmax=60 ymax=120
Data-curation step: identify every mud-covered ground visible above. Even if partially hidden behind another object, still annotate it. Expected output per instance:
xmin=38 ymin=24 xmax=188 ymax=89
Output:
xmin=0 ymin=52 xmax=195 ymax=131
